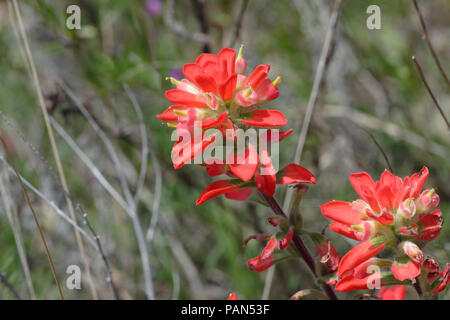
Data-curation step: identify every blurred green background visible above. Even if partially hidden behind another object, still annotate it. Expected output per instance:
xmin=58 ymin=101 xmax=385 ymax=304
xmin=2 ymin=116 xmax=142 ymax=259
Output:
xmin=0 ymin=0 xmax=448 ymax=300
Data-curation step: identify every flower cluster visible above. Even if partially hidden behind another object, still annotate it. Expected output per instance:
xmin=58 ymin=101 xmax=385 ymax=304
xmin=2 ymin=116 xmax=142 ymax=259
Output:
xmin=159 ymin=47 xmax=448 ymax=300
xmin=320 ymin=167 xmax=448 ymax=296
xmin=158 ymin=47 xmax=316 ymax=205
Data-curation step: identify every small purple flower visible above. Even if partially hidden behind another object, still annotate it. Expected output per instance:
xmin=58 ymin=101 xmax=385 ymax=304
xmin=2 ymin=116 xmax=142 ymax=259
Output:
xmin=146 ymin=0 xmax=163 ymax=17
xmin=168 ymin=69 xmax=182 ymax=80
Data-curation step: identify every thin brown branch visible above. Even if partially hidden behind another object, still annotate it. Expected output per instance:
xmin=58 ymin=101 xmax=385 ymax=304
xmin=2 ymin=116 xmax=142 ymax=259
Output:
xmin=229 ymin=0 xmax=250 ymax=47
xmin=361 ymin=128 xmax=394 ymax=174
xmin=412 ymin=56 xmax=450 ymax=131
xmin=412 ymin=0 xmax=450 ymax=88
xmin=191 ymin=0 xmax=211 ymax=52
xmin=164 ymin=0 xmax=211 ymax=45
xmin=414 ymin=278 xmax=423 ymax=299
xmin=0 ymin=272 xmax=22 ymax=300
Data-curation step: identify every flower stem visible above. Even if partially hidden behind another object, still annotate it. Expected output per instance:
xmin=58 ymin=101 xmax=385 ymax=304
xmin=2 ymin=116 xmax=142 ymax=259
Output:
xmin=414 ymin=277 xmax=423 ymax=299
xmin=261 ymin=193 xmax=338 ymax=300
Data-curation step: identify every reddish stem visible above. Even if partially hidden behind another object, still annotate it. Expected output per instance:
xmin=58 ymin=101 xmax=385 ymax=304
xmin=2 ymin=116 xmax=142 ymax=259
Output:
xmin=261 ymin=193 xmax=338 ymax=300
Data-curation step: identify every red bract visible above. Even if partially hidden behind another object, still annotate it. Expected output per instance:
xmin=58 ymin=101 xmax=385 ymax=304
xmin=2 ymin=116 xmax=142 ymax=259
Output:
xmin=431 ymin=264 xmax=450 ymax=294
xmin=227 ymin=293 xmax=238 ymax=300
xmin=247 ymin=230 xmax=293 ymax=272
xmin=309 ymin=233 xmax=340 ymax=273
xmin=247 ymin=236 xmax=278 ymax=272
xmin=378 ymin=285 xmax=406 ymax=300
xmin=334 ymin=273 xmax=375 ymax=292
xmin=422 ymin=258 xmax=440 ymax=284
xmin=321 ymin=168 xmax=445 ymax=292
xmin=196 ymin=163 xmax=316 ymax=205
xmin=337 ymin=237 xmax=386 ymax=277
xmin=196 ymin=180 xmax=240 ymax=205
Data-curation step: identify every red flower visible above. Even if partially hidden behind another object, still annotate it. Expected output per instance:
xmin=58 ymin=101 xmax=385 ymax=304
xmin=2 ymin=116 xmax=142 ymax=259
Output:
xmin=353 ymin=258 xmax=392 ymax=279
xmin=196 ymin=180 xmax=241 ymax=205
xmin=338 ymin=237 xmax=386 ymax=277
xmin=309 ymin=233 xmax=340 ymax=273
xmin=158 ymin=46 xmax=286 ymax=170
xmin=247 ymin=236 xmax=278 ymax=272
xmin=431 ymin=263 xmax=450 ymax=294
xmin=247 ymin=230 xmax=293 ymax=272
xmin=320 ymin=167 xmax=442 ymax=289
xmin=227 ymin=293 xmax=238 ymax=300
xmin=378 ymin=285 xmax=406 ymax=300
xmin=417 ymin=209 xmax=443 ymax=241
xmin=335 ymin=273 xmax=376 ymax=292
xmin=391 ymin=257 xmax=421 ymax=281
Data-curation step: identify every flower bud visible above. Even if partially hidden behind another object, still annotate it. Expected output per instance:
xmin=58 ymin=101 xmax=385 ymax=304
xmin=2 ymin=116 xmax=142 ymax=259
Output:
xmin=268 ymin=216 xmax=280 ymax=227
xmin=278 ymin=229 xmax=293 ymax=250
xmin=399 ymin=241 xmax=424 ymax=263
xmin=235 ymin=46 xmax=247 ymax=74
xmin=146 ymin=0 xmax=162 ymax=17
xmin=416 ymin=189 xmax=439 ymax=213
xmin=397 ymin=198 xmax=416 ymax=218
xmin=423 ymin=257 xmax=440 ymax=284
xmin=235 ymin=59 xmax=247 ymax=74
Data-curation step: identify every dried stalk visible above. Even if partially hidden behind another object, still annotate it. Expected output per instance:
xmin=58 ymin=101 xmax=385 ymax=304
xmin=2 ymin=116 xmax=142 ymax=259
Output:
xmin=10 ymin=0 xmax=97 ymax=299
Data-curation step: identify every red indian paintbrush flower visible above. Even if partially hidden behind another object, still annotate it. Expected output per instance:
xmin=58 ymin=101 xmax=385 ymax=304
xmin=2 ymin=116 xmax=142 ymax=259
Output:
xmin=158 ymin=46 xmax=316 ymax=205
xmin=320 ymin=167 xmax=448 ymax=294
xmin=158 ymin=46 xmax=286 ymax=173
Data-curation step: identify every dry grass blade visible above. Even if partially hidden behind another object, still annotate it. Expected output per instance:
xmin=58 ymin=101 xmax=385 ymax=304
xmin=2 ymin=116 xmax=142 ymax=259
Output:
xmin=50 ymin=116 xmax=155 ymax=299
xmin=0 ymin=171 xmax=36 ymax=299
xmin=10 ymin=0 xmax=97 ymax=299
xmin=6 ymin=156 xmax=64 ymax=300
xmin=0 ymin=110 xmax=119 ymax=299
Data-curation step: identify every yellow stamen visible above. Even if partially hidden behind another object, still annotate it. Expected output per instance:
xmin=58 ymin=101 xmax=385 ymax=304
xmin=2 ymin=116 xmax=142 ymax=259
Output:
xmin=165 ymin=77 xmax=180 ymax=86
xmin=426 ymin=188 xmax=436 ymax=197
xmin=237 ymin=44 xmax=244 ymax=60
xmin=172 ymin=109 xmax=188 ymax=116
xmin=242 ymin=86 xmax=253 ymax=98
xmin=272 ymin=76 xmax=281 ymax=87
